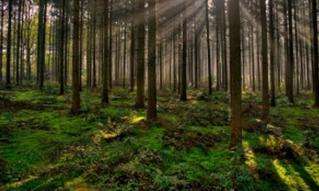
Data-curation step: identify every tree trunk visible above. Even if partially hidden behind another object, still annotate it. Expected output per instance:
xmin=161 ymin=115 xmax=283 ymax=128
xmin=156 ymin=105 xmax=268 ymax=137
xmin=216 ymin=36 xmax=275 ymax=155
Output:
xmin=228 ymin=0 xmax=242 ymax=149
xmin=206 ymin=0 xmax=212 ymax=95
xmin=71 ymin=0 xmax=81 ymax=114
xmin=287 ymin=0 xmax=294 ymax=103
xmin=311 ymin=0 xmax=319 ymax=107
xmin=108 ymin=0 xmax=113 ymax=89
xmin=6 ymin=0 xmax=13 ymax=88
xmin=180 ymin=3 xmax=187 ymax=101
xmin=147 ymin=0 xmax=157 ymax=121
xmin=135 ymin=0 xmax=145 ymax=108
xmin=130 ymin=24 xmax=136 ymax=91
xmin=16 ymin=0 xmax=22 ymax=85
xmin=102 ymin=0 xmax=110 ymax=105
xmin=59 ymin=0 xmax=65 ymax=95
xmin=269 ymin=0 xmax=276 ymax=106
xmin=260 ymin=0 xmax=270 ymax=123
xmin=123 ymin=26 xmax=127 ymax=88
xmin=37 ymin=0 xmax=47 ymax=89
xmin=0 ymin=1 xmax=4 ymax=82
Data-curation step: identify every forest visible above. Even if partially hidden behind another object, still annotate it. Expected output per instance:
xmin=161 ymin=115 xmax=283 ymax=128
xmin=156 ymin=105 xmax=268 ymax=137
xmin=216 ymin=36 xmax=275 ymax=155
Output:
xmin=0 ymin=0 xmax=319 ymax=190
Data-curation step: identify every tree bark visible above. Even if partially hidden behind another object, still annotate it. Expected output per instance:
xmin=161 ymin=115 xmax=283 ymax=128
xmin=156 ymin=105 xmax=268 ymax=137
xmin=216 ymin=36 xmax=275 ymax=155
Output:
xmin=180 ymin=3 xmax=187 ymax=101
xmin=71 ymin=0 xmax=81 ymax=114
xmin=260 ymin=0 xmax=270 ymax=123
xmin=147 ymin=0 xmax=157 ymax=121
xmin=206 ymin=0 xmax=212 ymax=95
xmin=102 ymin=0 xmax=110 ymax=105
xmin=311 ymin=0 xmax=319 ymax=107
xmin=6 ymin=0 xmax=13 ymax=88
xmin=228 ymin=0 xmax=242 ymax=149
xmin=59 ymin=0 xmax=65 ymax=95
xmin=135 ymin=0 xmax=146 ymax=108
xmin=269 ymin=0 xmax=276 ymax=106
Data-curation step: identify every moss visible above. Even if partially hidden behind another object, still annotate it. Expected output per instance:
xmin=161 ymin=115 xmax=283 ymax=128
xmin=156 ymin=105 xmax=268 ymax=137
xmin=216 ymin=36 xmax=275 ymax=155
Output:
xmin=1 ymin=88 xmax=319 ymax=190
xmin=283 ymin=126 xmax=305 ymax=144
xmin=130 ymin=127 xmax=164 ymax=151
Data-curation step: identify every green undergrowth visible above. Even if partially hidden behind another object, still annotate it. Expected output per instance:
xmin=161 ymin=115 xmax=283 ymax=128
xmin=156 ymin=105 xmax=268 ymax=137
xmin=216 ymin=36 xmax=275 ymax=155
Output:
xmin=0 ymin=88 xmax=318 ymax=190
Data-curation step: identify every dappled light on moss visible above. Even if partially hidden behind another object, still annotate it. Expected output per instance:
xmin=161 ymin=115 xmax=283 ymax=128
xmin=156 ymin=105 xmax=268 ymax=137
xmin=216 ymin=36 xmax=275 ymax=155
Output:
xmin=130 ymin=115 xmax=145 ymax=124
xmin=243 ymin=141 xmax=257 ymax=174
xmin=1 ymin=88 xmax=319 ymax=190
xmin=272 ymin=159 xmax=311 ymax=190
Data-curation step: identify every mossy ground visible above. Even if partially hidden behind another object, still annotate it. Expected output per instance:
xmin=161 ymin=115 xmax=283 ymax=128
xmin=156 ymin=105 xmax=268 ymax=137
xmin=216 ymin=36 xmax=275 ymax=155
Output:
xmin=0 ymin=87 xmax=318 ymax=190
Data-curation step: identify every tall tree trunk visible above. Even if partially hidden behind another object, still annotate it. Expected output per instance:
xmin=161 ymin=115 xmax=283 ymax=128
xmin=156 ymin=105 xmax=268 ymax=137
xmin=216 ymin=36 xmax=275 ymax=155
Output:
xmin=256 ymin=30 xmax=261 ymax=91
xmin=228 ymin=0 xmax=242 ymax=149
xmin=123 ymin=26 xmax=127 ymax=88
xmin=180 ymin=3 xmax=187 ymax=101
xmin=59 ymin=0 xmax=65 ymax=95
xmin=79 ymin=0 xmax=83 ymax=91
xmin=220 ymin=0 xmax=228 ymax=91
xmin=135 ymin=0 xmax=145 ymax=108
xmin=194 ymin=31 xmax=199 ymax=89
xmin=26 ymin=6 xmax=31 ymax=81
xmin=92 ymin=3 xmax=97 ymax=89
xmin=173 ymin=34 xmax=177 ymax=91
xmin=64 ymin=7 xmax=69 ymax=86
xmin=16 ymin=0 xmax=22 ymax=85
xmin=37 ymin=0 xmax=47 ymax=89
xmin=269 ymin=0 xmax=276 ymax=106
xmin=130 ymin=24 xmax=136 ymax=91
xmin=6 ymin=0 xmax=13 ymax=88
xmin=260 ymin=0 xmax=269 ymax=123
xmin=102 ymin=0 xmax=109 ymax=105
xmin=216 ymin=22 xmax=220 ymax=90
xmin=287 ymin=0 xmax=294 ymax=103
xmin=293 ymin=1 xmax=300 ymax=95
xmin=108 ymin=0 xmax=113 ymax=89
xmin=159 ymin=43 xmax=163 ymax=89
xmin=0 ymin=0 xmax=4 ymax=82
xmin=311 ymin=0 xmax=319 ymax=107
xmin=147 ymin=0 xmax=157 ymax=121
xmin=251 ymin=26 xmax=256 ymax=92
xmin=71 ymin=0 xmax=81 ymax=114
xmin=206 ymin=0 xmax=212 ymax=95
xmin=20 ymin=0 xmax=25 ymax=84
xmin=86 ymin=13 xmax=92 ymax=88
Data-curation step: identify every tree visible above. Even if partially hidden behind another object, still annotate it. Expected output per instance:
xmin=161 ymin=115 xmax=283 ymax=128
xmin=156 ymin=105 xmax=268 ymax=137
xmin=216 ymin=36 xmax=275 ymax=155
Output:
xmin=6 ymin=0 xmax=13 ymax=89
xmin=287 ymin=0 xmax=294 ymax=103
xmin=135 ymin=0 xmax=146 ymax=108
xmin=16 ymin=0 xmax=23 ymax=85
xmin=0 ymin=0 xmax=4 ymax=82
xmin=59 ymin=0 xmax=66 ymax=95
xmin=37 ymin=0 xmax=47 ymax=90
xmin=180 ymin=2 xmax=187 ymax=101
xmin=228 ymin=0 xmax=242 ymax=149
xmin=311 ymin=0 xmax=319 ymax=107
xmin=205 ymin=0 xmax=213 ymax=95
xmin=71 ymin=0 xmax=81 ymax=114
xmin=269 ymin=0 xmax=276 ymax=106
xmin=130 ymin=21 xmax=136 ymax=92
xmin=147 ymin=0 xmax=157 ymax=121
xmin=108 ymin=0 xmax=113 ymax=89
xmin=260 ymin=0 xmax=269 ymax=123
xmin=102 ymin=0 xmax=110 ymax=105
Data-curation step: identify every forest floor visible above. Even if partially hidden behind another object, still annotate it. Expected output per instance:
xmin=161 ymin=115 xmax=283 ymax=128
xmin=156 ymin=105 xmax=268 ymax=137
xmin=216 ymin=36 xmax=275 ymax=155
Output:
xmin=0 ymin=86 xmax=318 ymax=191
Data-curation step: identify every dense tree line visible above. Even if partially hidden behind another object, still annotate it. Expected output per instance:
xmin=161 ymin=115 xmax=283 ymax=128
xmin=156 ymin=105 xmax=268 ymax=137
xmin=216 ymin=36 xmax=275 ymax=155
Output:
xmin=0 ymin=0 xmax=318 ymax=149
